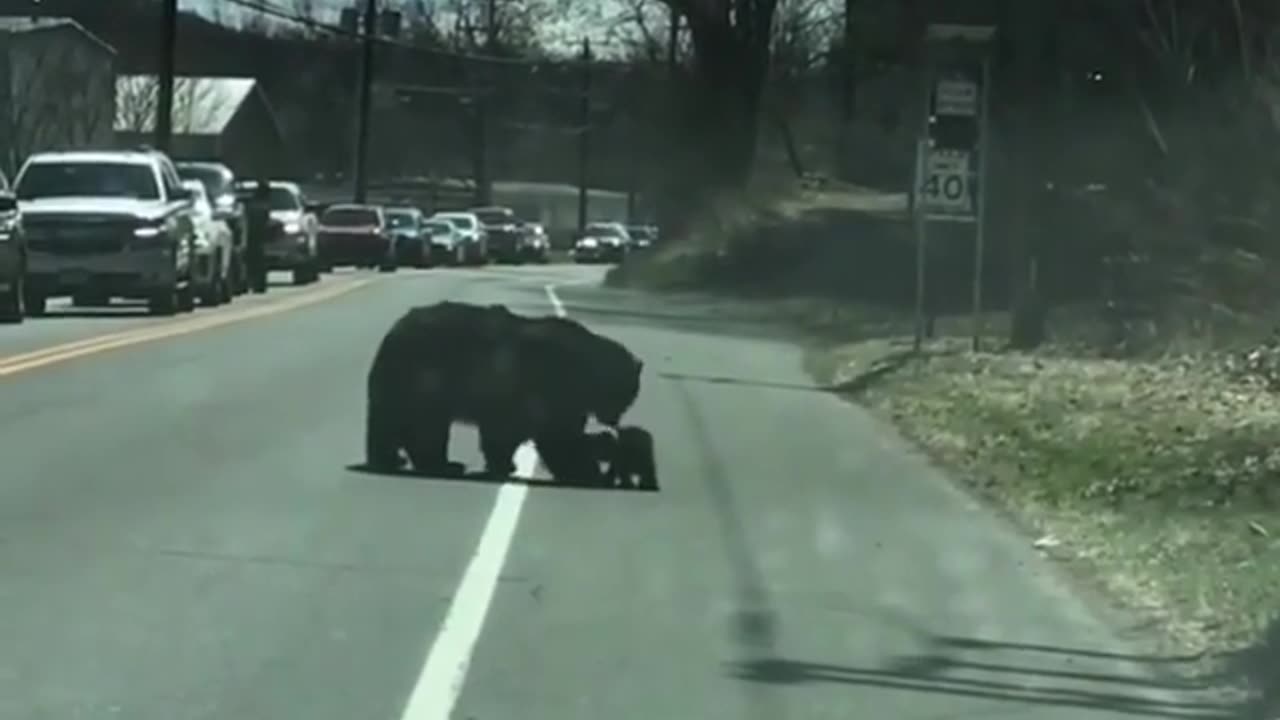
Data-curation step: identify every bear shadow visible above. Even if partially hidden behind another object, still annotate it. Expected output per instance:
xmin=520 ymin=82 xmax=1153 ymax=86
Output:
xmin=345 ymin=462 xmax=661 ymax=493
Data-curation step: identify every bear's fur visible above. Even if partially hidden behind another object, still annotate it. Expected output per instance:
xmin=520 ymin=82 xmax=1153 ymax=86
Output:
xmin=365 ymin=301 xmax=642 ymax=480
xmin=585 ymin=426 xmax=658 ymax=489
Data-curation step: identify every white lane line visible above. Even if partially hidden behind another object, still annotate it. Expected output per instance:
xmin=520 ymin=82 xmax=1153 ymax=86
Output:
xmin=544 ymin=283 xmax=566 ymax=316
xmin=399 ymin=286 xmax=565 ymax=720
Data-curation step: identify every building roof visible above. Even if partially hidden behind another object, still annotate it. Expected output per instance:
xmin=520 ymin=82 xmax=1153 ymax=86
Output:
xmin=115 ymin=75 xmax=259 ymax=136
xmin=0 ymin=16 xmax=117 ymax=55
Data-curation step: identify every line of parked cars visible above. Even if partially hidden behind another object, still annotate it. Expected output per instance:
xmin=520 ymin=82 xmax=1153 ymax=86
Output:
xmin=0 ymin=142 xmax=655 ymax=324
xmin=570 ymin=222 xmax=658 ymax=264
xmin=0 ymin=144 xmax=569 ymax=324
xmin=281 ymin=201 xmax=553 ymax=273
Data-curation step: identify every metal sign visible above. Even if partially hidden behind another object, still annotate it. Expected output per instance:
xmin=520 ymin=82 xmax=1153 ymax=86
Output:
xmin=935 ymin=77 xmax=978 ymax=117
xmin=918 ymin=148 xmax=975 ymax=221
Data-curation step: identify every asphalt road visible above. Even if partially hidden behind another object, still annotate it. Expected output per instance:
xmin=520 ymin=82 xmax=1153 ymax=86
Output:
xmin=0 ymin=264 xmax=1236 ymax=720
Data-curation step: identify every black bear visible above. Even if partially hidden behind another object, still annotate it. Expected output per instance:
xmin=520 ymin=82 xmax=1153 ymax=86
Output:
xmin=587 ymin=426 xmax=658 ymax=490
xmin=365 ymin=301 xmax=643 ymax=481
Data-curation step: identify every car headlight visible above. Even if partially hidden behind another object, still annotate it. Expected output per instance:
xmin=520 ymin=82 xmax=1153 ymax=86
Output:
xmin=0 ymin=212 xmax=17 ymax=238
xmin=283 ymin=221 xmax=301 ymax=235
xmin=134 ymin=224 xmax=163 ymax=238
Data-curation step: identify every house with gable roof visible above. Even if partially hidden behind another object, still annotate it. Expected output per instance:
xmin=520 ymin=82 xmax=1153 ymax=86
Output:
xmin=115 ymin=74 xmax=288 ymax=178
xmin=0 ymin=15 xmax=117 ymax=175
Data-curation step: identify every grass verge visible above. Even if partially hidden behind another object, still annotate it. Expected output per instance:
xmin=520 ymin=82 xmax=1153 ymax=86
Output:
xmin=811 ymin=334 xmax=1280 ymax=692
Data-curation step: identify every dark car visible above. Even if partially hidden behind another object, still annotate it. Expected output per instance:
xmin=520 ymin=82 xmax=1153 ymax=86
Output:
xmin=0 ymin=169 xmax=25 ymax=322
xmin=470 ymin=206 xmax=524 ymax=263
xmin=518 ymin=221 xmax=550 ymax=263
xmin=384 ymin=206 xmax=430 ymax=268
xmin=316 ymin=204 xmax=396 ymax=272
xmin=625 ymin=224 xmax=656 ymax=250
xmin=571 ymin=222 xmax=630 ymax=264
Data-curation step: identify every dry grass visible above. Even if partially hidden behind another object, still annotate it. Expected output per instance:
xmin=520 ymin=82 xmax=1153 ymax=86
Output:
xmin=825 ymin=344 xmax=1280 ymax=668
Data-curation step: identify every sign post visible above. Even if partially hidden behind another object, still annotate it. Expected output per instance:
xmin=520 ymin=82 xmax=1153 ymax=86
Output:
xmin=914 ymin=24 xmax=996 ymax=352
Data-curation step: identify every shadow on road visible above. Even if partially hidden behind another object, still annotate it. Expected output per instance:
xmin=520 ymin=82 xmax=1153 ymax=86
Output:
xmin=729 ymin=634 xmax=1237 ymax=719
xmin=671 ymin=376 xmax=784 ymax=720
xmin=345 ymin=462 xmax=661 ymax=493
xmin=1218 ymin=614 xmax=1280 ymax=719
xmin=656 ymin=347 xmax=924 ymax=397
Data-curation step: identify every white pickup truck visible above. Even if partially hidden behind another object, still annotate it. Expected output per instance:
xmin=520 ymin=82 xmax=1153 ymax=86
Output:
xmin=15 ymin=149 xmax=199 ymax=316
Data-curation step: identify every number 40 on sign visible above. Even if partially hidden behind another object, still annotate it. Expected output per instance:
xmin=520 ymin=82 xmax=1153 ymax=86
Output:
xmin=919 ymin=148 xmax=975 ymax=221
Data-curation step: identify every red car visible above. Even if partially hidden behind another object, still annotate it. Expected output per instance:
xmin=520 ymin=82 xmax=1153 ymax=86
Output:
xmin=316 ymin=204 xmax=397 ymax=272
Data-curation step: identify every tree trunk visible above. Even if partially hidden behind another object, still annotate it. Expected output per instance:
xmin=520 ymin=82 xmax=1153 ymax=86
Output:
xmin=686 ymin=21 xmax=765 ymax=188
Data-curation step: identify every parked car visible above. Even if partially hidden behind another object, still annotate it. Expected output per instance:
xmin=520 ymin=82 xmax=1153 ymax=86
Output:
xmin=470 ymin=206 xmax=525 ymax=263
xmin=15 ymin=149 xmax=198 ymax=316
xmin=317 ymin=204 xmax=396 ymax=272
xmin=430 ymin=211 xmax=488 ymax=265
xmin=181 ymin=179 xmax=234 ymax=307
xmin=519 ymin=221 xmax=550 ymax=263
xmin=625 ymin=224 xmax=656 ymax=250
xmin=384 ymin=205 xmax=430 ymax=268
xmin=422 ymin=218 xmax=463 ymax=266
xmin=232 ymin=180 xmax=321 ymax=285
xmin=0 ymin=169 xmax=26 ymax=323
xmin=572 ymin=222 xmax=630 ymax=264
xmin=175 ymin=161 xmax=246 ymax=295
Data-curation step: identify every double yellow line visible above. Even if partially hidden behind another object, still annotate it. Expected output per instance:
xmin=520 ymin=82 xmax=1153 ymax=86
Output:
xmin=0 ymin=277 xmax=375 ymax=377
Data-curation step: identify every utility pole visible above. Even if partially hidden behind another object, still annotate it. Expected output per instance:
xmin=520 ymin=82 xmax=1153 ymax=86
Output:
xmin=473 ymin=0 xmax=496 ymax=206
xmin=667 ymin=6 xmax=678 ymax=72
xmin=155 ymin=0 xmax=178 ymax=153
xmin=352 ymin=0 xmax=377 ymax=203
xmin=576 ymin=37 xmax=592 ymax=235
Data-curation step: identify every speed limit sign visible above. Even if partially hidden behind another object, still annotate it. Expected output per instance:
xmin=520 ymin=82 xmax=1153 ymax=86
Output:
xmin=918 ymin=148 xmax=975 ymax=220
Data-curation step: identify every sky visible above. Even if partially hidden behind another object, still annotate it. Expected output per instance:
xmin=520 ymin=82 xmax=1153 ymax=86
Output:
xmin=181 ymin=0 xmax=642 ymax=58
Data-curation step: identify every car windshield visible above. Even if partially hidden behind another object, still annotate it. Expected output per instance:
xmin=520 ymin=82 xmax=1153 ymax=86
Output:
xmin=177 ymin=165 xmax=232 ymax=198
xmin=627 ymin=227 xmax=652 ymax=240
xmin=437 ymin=215 xmax=476 ymax=230
xmin=473 ymin=209 xmax=515 ymax=225
xmin=385 ymin=211 xmax=418 ymax=229
xmin=423 ymin=221 xmax=452 ymax=235
xmin=235 ymin=185 xmax=300 ymax=211
xmin=17 ymin=161 xmax=160 ymax=200
xmin=586 ymin=224 xmax=625 ymax=239
xmin=323 ymin=208 xmax=379 ymax=226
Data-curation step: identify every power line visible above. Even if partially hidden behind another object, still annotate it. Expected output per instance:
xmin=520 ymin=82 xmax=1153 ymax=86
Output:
xmin=222 ymin=0 xmax=560 ymax=66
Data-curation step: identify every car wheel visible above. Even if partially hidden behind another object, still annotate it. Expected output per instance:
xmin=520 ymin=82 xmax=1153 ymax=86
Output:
xmin=177 ymin=285 xmax=196 ymax=313
xmin=149 ymin=288 xmax=178 ymax=316
xmin=0 ymin=277 xmax=24 ymax=324
xmin=219 ymin=274 xmax=234 ymax=304
xmin=22 ymin=289 xmax=45 ymax=316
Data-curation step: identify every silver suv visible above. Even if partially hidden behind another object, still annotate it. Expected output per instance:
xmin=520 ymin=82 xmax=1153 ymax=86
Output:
xmin=15 ymin=149 xmax=198 ymax=316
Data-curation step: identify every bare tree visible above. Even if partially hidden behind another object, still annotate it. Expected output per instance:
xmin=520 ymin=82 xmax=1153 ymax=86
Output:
xmin=115 ymin=76 xmax=237 ymax=137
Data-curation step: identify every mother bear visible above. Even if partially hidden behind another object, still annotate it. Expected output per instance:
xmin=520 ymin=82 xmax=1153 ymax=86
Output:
xmin=364 ymin=301 xmax=643 ymax=481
